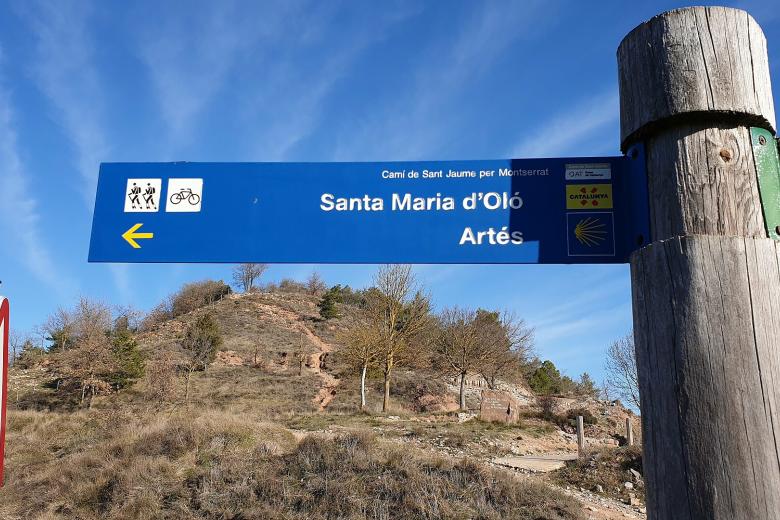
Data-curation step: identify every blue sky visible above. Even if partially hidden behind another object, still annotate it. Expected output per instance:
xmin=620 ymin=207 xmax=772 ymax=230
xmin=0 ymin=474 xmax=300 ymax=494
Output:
xmin=1 ymin=0 xmax=778 ymax=385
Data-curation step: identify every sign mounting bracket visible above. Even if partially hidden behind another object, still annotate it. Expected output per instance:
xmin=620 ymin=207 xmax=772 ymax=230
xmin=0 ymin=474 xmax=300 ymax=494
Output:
xmin=751 ymin=127 xmax=780 ymax=240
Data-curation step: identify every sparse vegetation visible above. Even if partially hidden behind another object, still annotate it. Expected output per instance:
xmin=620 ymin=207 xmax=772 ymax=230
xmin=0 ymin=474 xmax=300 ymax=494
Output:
xmin=318 ymin=285 xmax=342 ymax=320
xmin=366 ymin=265 xmax=432 ymax=412
xmin=141 ymin=279 xmax=231 ymax=330
xmin=306 ymin=270 xmax=327 ymax=295
xmin=339 ymin=320 xmax=380 ymax=410
xmin=181 ymin=313 xmax=222 ymax=401
xmin=232 ymin=262 xmax=268 ymax=292
xmin=26 ymin=298 xmax=147 ymax=407
xmin=4 ymin=274 xmax=638 ymax=518
xmin=555 ymin=445 xmax=644 ymax=503
xmin=605 ymin=333 xmax=640 ymax=410
xmin=434 ymin=307 xmax=533 ymax=410
xmin=0 ymin=410 xmax=583 ymax=520
xmin=145 ymin=351 xmax=178 ymax=402
xmin=527 ymin=360 xmax=594 ymax=397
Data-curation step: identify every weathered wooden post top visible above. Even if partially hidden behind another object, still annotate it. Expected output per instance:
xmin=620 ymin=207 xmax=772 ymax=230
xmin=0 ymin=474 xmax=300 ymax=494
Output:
xmin=619 ymin=6 xmax=780 ymax=519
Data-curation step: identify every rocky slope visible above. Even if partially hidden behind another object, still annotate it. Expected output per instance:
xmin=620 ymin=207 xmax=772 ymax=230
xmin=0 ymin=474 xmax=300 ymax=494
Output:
xmin=3 ymin=289 xmax=644 ymax=519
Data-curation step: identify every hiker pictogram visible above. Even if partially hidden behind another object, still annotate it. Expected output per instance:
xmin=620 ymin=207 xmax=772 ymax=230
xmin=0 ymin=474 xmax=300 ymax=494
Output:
xmin=124 ymin=179 xmax=161 ymax=213
xmin=128 ymin=183 xmax=141 ymax=208
xmin=143 ymin=183 xmax=157 ymax=209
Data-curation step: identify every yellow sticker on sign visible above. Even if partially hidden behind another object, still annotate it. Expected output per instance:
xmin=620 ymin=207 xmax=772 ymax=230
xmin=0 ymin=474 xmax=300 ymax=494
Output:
xmin=566 ymin=184 xmax=613 ymax=209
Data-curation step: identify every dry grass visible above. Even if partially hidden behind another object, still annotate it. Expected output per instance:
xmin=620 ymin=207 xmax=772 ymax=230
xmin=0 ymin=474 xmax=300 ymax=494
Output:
xmin=0 ymin=409 xmax=582 ymax=520
xmin=554 ymin=445 xmax=644 ymax=502
xmin=2 ymin=291 xmax=597 ymax=518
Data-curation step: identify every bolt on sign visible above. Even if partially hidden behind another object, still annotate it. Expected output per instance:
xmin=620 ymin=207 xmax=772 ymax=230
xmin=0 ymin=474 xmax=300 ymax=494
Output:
xmin=88 ymin=149 xmax=649 ymax=264
xmin=0 ymin=297 xmax=9 ymax=486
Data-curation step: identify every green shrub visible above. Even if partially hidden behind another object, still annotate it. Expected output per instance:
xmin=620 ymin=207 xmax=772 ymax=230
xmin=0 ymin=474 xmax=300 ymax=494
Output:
xmin=182 ymin=313 xmax=222 ymax=371
xmin=109 ymin=329 xmax=145 ymax=389
xmin=528 ymin=360 xmax=562 ymax=395
xmin=318 ymin=286 xmax=342 ymax=319
xmin=171 ymin=280 xmax=231 ymax=317
xmin=14 ymin=341 xmax=48 ymax=369
xmin=141 ymin=280 xmax=231 ymax=330
xmin=555 ymin=407 xmax=598 ymax=430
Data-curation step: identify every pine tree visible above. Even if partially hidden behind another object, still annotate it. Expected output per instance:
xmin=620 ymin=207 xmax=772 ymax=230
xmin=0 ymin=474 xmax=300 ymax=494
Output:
xmin=110 ymin=328 xmax=145 ymax=389
xmin=318 ymin=286 xmax=342 ymax=320
xmin=576 ymin=372 xmax=598 ymax=397
xmin=529 ymin=360 xmax=562 ymax=395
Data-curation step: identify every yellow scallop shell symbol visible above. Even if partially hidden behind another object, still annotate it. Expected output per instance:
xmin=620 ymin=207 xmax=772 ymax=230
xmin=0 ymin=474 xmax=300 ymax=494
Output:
xmin=574 ymin=217 xmax=607 ymax=246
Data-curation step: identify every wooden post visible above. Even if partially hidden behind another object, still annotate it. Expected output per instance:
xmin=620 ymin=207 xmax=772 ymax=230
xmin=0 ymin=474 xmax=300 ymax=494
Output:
xmin=625 ymin=417 xmax=633 ymax=447
xmin=619 ymin=7 xmax=780 ymax=519
xmin=576 ymin=415 xmax=585 ymax=458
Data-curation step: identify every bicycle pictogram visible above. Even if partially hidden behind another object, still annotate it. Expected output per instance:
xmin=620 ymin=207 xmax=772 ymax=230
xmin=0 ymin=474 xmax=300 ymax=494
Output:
xmin=169 ymin=188 xmax=201 ymax=206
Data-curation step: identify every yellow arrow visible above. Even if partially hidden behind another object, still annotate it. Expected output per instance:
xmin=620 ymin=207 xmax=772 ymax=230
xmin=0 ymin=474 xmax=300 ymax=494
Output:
xmin=122 ymin=223 xmax=154 ymax=249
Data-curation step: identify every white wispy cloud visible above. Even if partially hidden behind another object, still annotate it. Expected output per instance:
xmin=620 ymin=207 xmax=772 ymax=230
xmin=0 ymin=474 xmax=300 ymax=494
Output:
xmin=241 ymin=5 xmax=423 ymax=161
xmin=19 ymin=1 xmax=132 ymax=301
xmin=533 ymin=301 xmax=631 ymax=344
xmin=334 ymin=1 xmax=549 ymax=160
xmin=0 ymin=51 xmax=77 ymax=296
xmin=510 ymin=89 xmax=619 ymax=158
xmin=134 ymin=1 xmax=302 ymax=148
xmin=19 ymin=1 xmax=109 ymax=206
xmin=521 ymin=266 xmax=630 ymax=345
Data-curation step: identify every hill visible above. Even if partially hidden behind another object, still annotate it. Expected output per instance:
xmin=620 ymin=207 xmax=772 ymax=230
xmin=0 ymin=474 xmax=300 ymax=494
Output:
xmin=1 ymin=286 xmax=644 ymax=519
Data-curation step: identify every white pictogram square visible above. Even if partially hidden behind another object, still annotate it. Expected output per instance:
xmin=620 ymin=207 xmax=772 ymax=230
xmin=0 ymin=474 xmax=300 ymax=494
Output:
xmin=166 ymin=178 xmax=203 ymax=212
xmin=125 ymin=178 xmax=161 ymax=212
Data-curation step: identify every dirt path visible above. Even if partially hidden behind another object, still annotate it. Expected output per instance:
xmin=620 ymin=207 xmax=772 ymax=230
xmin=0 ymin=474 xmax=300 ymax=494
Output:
xmin=557 ymin=485 xmax=645 ymax=520
xmin=493 ymin=453 xmax=578 ymax=472
xmin=246 ymin=299 xmax=340 ymax=410
xmin=300 ymin=325 xmax=339 ymax=410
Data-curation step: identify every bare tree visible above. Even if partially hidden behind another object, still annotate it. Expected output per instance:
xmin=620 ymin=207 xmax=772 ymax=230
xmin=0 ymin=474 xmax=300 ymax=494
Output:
xmin=339 ymin=320 xmax=381 ymax=410
xmin=435 ymin=307 xmax=489 ymax=410
xmin=113 ymin=305 xmax=143 ymax=331
xmin=47 ymin=298 xmax=115 ymax=405
xmin=146 ymin=351 xmax=178 ymax=403
xmin=232 ymin=263 xmax=268 ymax=292
xmin=294 ymin=332 xmax=314 ymax=376
xmin=9 ymin=330 xmax=25 ymax=365
xmin=40 ymin=306 xmax=77 ymax=351
xmin=181 ymin=313 xmax=222 ymax=402
xmin=604 ymin=333 xmax=640 ymax=410
xmin=366 ymin=265 xmax=431 ymax=413
xmin=476 ymin=310 xmax=535 ymax=389
xmin=306 ymin=271 xmax=327 ymax=296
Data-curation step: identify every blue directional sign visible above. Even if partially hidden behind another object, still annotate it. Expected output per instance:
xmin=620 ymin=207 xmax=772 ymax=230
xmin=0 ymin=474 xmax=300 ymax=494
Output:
xmin=88 ymin=151 xmax=649 ymax=264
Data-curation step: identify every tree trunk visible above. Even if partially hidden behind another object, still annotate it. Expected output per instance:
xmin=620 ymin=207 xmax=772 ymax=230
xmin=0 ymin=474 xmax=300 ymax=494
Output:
xmin=360 ymin=364 xmax=367 ymax=411
xmin=619 ymin=7 xmax=780 ymax=519
xmin=382 ymin=354 xmax=393 ymax=413
xmin=459 ymin=371 xmax=467 ymax=411
xmin=185 ymin=369 xmax=192 ymax=402
xmin=382 ymin=370 xmax=391 ymax=413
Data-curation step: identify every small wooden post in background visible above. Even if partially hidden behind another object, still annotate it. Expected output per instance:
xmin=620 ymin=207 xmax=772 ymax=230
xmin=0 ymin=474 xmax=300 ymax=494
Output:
xmin=619 ymin=6 xmax=780 ymax=519
xmin=576 ymin=415 xmax=585 ymax=458
xmin=625 ymin=417 xmax=633 ymax=447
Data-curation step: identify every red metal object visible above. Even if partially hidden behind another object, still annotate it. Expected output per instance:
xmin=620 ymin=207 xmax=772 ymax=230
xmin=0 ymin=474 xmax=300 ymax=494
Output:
xmin=0 ymin=297 xmax=8 ymax=485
